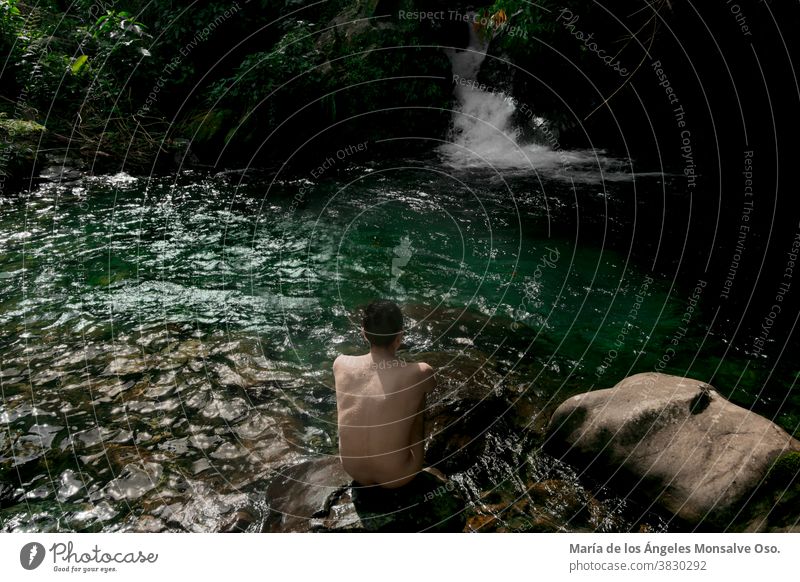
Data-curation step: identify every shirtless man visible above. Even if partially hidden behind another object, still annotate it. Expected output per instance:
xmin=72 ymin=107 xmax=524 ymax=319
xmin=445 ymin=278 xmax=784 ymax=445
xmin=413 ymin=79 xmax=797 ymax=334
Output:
xmin=334 ymin=300 xmax=436 ymax=489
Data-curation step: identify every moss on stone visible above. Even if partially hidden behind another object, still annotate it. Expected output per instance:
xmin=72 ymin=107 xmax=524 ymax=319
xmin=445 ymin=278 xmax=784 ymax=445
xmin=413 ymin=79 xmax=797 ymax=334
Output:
xmin=0 ymin=114 xmax=46 ymax=139
xmin=766 ymin=451 xmax=800 ymax=488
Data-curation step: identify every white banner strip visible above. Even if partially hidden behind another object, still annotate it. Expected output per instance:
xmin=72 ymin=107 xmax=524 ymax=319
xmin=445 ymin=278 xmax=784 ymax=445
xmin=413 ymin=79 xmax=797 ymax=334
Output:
xmin=1 ymin=533 xmax=797 ymax=581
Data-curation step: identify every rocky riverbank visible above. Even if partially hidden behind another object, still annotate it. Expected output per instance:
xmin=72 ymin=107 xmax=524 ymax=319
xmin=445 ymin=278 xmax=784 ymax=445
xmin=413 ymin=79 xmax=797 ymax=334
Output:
xmin=253 ymin=370 xmax=800 ymax=533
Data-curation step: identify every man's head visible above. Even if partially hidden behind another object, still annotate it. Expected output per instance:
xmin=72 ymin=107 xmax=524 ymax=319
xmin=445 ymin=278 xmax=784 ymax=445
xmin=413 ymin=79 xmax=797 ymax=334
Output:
xmin=361 ymin=300 xmax=403 ymax=348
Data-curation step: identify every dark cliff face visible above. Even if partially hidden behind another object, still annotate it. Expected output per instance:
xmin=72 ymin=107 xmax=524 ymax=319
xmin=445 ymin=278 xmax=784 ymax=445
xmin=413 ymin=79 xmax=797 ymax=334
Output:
xmin=456 ymin=1 xmax=798 ymax=344
xmin=470 ymin=1 xmax=796 ymax=160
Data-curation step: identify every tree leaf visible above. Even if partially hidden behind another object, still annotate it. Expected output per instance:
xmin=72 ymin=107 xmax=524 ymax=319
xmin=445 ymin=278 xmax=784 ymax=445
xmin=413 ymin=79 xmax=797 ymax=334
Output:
xmin=71 ymin=55 xmax=88 ymax=74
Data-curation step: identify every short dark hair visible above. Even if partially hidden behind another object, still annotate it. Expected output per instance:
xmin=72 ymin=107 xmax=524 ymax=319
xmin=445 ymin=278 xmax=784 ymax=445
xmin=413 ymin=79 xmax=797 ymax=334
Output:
xmin=362 ymin=300 xmax=403 ymax=346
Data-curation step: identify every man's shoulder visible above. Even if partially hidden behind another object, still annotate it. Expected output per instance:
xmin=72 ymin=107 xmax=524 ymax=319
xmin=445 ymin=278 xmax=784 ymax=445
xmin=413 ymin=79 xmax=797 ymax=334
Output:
xmin=409 ymin=361 xmax=435 ymax=392
xmin=333 ymin=354 xmax=358 ymax=369
xmin=334 ymin=353 xmax=373 ymax=372
xmin=414 ymin=362 xmax=434 ymax=376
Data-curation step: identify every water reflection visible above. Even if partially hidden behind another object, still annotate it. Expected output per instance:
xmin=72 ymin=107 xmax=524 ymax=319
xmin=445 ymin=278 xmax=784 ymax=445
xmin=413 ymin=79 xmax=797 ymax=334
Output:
xmin=0 ymin=169 xmax=783 ymax=532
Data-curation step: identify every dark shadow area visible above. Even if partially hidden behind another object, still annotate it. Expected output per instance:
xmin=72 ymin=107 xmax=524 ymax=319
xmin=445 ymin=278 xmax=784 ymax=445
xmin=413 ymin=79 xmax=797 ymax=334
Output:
xmin=351 ymin=471 xmax=467 ymax=532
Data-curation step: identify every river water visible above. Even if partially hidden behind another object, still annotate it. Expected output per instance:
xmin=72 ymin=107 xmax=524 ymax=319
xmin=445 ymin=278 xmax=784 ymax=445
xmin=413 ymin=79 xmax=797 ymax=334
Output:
xmin=1 ymin=156 xmax=795 ymax=532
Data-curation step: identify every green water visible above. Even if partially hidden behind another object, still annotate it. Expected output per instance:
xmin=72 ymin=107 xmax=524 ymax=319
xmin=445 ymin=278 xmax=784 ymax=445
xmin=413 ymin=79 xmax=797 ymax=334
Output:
xmin=0 ymin=165 xmax=795 ymax=532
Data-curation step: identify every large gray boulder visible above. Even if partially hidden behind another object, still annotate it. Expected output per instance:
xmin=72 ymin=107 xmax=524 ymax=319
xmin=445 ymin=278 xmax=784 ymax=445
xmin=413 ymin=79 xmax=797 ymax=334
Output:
xmin=547 ymin=372 xmax=800 ymax=527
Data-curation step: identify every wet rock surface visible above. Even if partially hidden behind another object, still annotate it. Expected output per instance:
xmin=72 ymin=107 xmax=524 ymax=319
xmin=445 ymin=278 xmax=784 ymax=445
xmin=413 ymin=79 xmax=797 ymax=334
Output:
xmin=5 ymin=175 xmax=789 ymax=533
xmin=0 ymin=318 xmax=673 ymax=533
xmin=263 ymin=457 xmax=467 ymax=532
xmin=548 ymin=372 xmax=800 ymax=528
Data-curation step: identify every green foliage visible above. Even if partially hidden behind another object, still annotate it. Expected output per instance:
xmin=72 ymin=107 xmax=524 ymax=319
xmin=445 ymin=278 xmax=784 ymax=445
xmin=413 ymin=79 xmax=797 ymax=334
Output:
xmin=84 ymin=9 xmax=151 ymax=86
xmin=201 ymin=20 xmax=321 ymax=144
xmin=2 ymin=3 xmax=150 ymax=121
xmin=333 ymin=41 xmax=449 ymax=116
xmin=208 ymin=21 xmax=320 ymax=109
xmin=0 ymin=0 xmax=20 ymax=30
xmin=0 ymin=0 xmax=526 ymax=170
xmin=321 ymin=7 xmax=451 ymax=132
xmin=137 ymin=3 xmax=247 ymax=90
xmin=0 ymin=0 xmax=22 ymax=72
xmin=488 ymin=0 xmax=558 ymax=55
xmin=23 ymin=48 xmax=81 ymax=106
xmin=199 ymin=2 xmax=450 ymax=153
xmin=91 ymin=10 xmax=147 ymax=39
xmin=184 ymin=108 xmax=233 ymax=143
xmin=71 ymin=54 xmax=88 ymax=73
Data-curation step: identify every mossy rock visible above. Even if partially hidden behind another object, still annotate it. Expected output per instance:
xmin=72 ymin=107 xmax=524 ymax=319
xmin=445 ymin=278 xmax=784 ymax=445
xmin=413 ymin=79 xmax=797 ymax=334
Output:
xmin=0 ymin=115 xmax=46 ymax=139
xmin=0 ymin=115 xmax=47 ymax=193
xmin=766 ymin=451 xmax=800 ymax=488
xmin=181 ymin=109 xmax=233 ymax=144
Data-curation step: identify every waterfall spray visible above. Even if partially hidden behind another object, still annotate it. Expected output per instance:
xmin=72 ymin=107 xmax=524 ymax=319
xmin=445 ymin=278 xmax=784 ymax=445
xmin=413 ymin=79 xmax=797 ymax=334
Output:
xmin=439 ymin=13 xmax=629 ymax=179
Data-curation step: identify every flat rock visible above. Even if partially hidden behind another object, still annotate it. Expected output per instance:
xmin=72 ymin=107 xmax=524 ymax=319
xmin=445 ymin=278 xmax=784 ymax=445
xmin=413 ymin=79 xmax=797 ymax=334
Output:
xmin=264 ymin=457 xmax=466 ymax=532
xmin=547 ymin=372 xmax=800 ymax=526
xmin=0 ymin=481 xmax=19 ymax=509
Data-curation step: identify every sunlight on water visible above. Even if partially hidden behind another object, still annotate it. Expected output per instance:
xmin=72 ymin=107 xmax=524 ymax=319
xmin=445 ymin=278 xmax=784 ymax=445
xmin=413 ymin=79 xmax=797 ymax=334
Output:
xmin=0 ymin=168 xmax=785 ymax=532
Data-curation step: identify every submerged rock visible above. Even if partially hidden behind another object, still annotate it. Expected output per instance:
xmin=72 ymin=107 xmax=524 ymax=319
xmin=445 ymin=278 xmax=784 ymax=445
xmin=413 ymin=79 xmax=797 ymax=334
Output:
xmin=104 ymin=462 xmax=163 ymax=502
xmin=467 ymin=478 xmax=612 ymax=533
xmin=0 ymin=481 xmax=20 ymax=509
xmin=263 ymin=457 xmax=466 ymax=532
xmin=412 ymin=349 xmax=525 ymax=473
xmin=547 ymin=372 xmax=800 ymax=527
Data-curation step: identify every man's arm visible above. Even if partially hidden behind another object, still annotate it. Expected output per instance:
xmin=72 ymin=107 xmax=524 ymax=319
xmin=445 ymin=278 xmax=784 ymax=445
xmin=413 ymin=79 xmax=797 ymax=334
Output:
xmin=332 ymin=355 xmax=345 ymax=391
xmin=418 ymin=362 xmax=436 ymax=393
xmin=409 ymin=363 xmax=434 ymax=466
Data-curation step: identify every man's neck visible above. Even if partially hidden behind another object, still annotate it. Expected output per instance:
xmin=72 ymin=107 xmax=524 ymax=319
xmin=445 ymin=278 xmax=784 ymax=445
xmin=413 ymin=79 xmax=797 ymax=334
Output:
xmin=369 ymin=347 xmax=397 ymax=360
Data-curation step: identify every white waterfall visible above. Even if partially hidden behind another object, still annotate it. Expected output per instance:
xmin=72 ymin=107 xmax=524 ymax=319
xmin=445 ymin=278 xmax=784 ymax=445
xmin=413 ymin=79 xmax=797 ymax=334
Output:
xmin=439 ymin=17 xmax=628 ymax=179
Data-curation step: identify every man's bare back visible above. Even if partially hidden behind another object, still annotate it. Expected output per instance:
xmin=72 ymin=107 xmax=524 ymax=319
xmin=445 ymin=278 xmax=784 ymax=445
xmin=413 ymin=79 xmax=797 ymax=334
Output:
xmin=334 ymin=353 xmax=435 ymax=488
xmin=334 ymin=301 xmax=435 ymax=489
